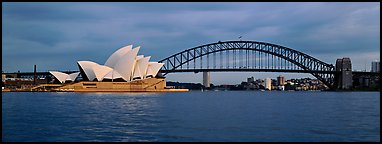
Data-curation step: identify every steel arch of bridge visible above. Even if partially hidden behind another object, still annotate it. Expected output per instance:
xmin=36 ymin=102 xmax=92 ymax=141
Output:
xmin=158 ymin=40 xmax=336 ymax=89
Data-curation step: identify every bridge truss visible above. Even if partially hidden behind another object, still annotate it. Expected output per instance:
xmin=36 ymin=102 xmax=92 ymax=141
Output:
xmin=159 ymin=40 xmax=336 ymax=89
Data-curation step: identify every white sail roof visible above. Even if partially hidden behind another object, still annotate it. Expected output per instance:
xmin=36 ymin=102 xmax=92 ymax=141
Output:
xmin=92 ymin=65 xmax=113 ymax=81
xmin=146 ymin=62 xmax=164 ymax=78
xmin=104 ymin=45 xmax=133 ymax=68
xmin=132 ymin=55 xmax=144 ymax=79
xmin=136 ymin=55 xmax=144 ymax=60
xmin=50 ymin=71 xmax=69 ymax=83
xmin=68 ymin=72 xmax=80 ymax=81
xmin=140 ymin=56 xmax=151 ymax=78
xmin=50 ymin=71 xmax=80 ymax=83
xmin=103 ymin=70 xmax=123 ymax=79
xmin=133 ymin=56 xmax=151 ymax=80
xmin=114 ymin=46 xmax=140 ymax=81
xmin=77 ymin=61 xmax=98 ymax=81
xmin=133 ymin=64 xmax=142 ymax=80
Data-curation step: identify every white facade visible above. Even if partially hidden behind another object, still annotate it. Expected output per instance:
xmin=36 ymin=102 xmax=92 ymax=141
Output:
xmin=146 ymin=62 xmax=164 ymax=78
xmin=103 ymin=70 xmax=123 ymax=80
xmin=92 ymin=65 xmax=113 ymax=81
xmin=133 ymin=56 xmax=151 ymax=80
xmin=114 ymin=46 xmax=140 ymax=81
xmin=77 ymin=45 xmax=164 ymax=82
xmin=50 ymin=71 xmax=80 ymax=84
xmin=104 ymin=45 xmax=132 ymax=68
xmin=68 ymin=72 xmax=80 ymax=81
xmin=77 ymin=61 xmax=99 ymax=81
xmin=265 ymin=78 xmax=272 ymax=91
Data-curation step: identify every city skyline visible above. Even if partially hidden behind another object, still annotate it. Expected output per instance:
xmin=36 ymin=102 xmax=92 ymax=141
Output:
xmin=2 ymin=2 xmax=380 ymax=85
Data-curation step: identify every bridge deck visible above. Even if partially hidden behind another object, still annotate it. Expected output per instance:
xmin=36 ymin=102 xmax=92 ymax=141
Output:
xmin=160 ymin=69 xmax=337 ymax=74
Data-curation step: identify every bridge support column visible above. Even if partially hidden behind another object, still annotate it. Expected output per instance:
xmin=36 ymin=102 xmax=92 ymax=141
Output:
xmin=203 ymin=72 xmax=210 ymax=88
xmin=335 ymin=58 xmax=352 ymax=90
xmin=34 ymin=64 xmax=36 ymax=85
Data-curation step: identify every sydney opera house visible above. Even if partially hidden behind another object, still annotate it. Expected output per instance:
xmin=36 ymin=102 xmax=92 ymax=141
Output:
xmin=48 ymin=45 xmax=186 ymax=92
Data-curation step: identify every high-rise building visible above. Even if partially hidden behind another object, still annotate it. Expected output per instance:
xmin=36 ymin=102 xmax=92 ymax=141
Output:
xmin=2 ymin=74 xmax=5 ymax=83
xmin=265 ymin=78 xmax=272 ymax=91
xmin=371 ymin=61 xmax=380 ymax=72
xmin=277 ymin=75 xmax=285 ymax=86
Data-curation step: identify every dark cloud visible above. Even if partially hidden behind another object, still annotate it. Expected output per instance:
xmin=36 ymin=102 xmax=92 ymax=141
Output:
xmin=2 ymin=2 xmax=100 ymax=21
xmin=2 ymin=2 xmax=380 ymax=84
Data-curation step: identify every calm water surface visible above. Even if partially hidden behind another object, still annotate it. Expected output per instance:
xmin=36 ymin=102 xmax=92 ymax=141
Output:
xmin=2 ymin=91 xmax=380 ymax=142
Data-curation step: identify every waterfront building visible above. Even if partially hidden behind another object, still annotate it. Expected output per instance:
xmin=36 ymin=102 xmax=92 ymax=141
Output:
xmin=371 ymin=61 xmax=380 ymax=72
xmin=48 ymin=45 xmax=164 ymax=83
xmin=265 ymin=78 xmax=271 ymax=90
xmin=277 ymin=75 xmax=285 ymax=86
xmin=239 ymin=76 xmax=330 ymax=91
xmin=76 ymin=45 xmax=164 ymax=82
xmin=42 ymin=44 xmax=183 ymax=92
xmin=2 ymin=74 xmax=5 ymax=82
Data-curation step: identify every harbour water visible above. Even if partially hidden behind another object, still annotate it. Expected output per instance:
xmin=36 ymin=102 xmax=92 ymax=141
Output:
xmin=2 ymin=91 xmax=380 ymax=142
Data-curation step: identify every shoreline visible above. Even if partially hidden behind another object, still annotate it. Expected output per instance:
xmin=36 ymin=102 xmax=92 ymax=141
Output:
xmin=2 ymin=89 xmax=378 ymax=92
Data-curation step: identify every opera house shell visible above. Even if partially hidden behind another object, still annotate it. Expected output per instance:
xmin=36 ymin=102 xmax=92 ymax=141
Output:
xmin=78 ymin=45 xmax=164 ymax=82
xmin=44 ymin=44 xmax=189 ymax=92
xmin=50 ymin=45 xmax=164 ymax=84
xmin=49 ymin=71 xmax=80 ymax=84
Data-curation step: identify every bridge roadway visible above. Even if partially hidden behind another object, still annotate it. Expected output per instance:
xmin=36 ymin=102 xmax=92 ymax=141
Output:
xmin=160 ymin=69 xmax=336 ymax=74
xmin=3 ymin=71 xmax=78 ymax=78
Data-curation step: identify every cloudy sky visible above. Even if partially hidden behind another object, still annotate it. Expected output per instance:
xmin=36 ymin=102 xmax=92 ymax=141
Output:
xmin=2 ymin=2 xmax=380 ymax=84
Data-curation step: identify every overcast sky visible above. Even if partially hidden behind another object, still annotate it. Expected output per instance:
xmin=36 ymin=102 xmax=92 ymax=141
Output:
xmin=2 ymin=2 xmax=380 ymax=85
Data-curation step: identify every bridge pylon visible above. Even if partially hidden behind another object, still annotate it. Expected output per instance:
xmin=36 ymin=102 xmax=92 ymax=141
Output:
xmin=203 ymin=72 xmax=211 ymax=88
xmin=334 ymin=57 xmax=352 ymax=90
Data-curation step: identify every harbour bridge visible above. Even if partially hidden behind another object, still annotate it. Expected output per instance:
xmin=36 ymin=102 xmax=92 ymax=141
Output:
xmin=158 ymin=40 xmax=379 ymax=90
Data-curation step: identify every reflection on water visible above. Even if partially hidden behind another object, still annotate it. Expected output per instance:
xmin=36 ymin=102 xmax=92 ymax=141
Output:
xmin=50 ymin=92 xmax=163 ymax=97
xmin=2 ymin=91 xmax=380 ymax=142
xmin=79 ymin=92 xmax=162 ymax=97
